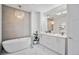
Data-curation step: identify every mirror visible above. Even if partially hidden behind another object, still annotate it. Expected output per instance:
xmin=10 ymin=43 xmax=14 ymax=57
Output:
xmin=41 ymin=4 xmax=67 ymax=35
xmin=47 ymin=17 xmax=55 ymax=32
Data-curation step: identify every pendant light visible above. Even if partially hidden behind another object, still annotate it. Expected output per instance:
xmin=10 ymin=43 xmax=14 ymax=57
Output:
xmin=15 ymin=5 xmax=25 ymax=19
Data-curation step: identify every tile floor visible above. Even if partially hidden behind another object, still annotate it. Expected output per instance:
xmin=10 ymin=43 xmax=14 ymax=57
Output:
xmin=6 ymin=44 xmax=57 ymax=55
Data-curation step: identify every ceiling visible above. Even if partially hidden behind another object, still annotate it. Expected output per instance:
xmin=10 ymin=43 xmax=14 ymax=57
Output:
xmin=44 ymin=4 xmax=67 ymax=17
xmin=5 ymin=4 xmax=61 ymax=12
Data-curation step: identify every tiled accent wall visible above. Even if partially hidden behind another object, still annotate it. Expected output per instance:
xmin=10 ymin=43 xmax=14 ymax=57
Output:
xmin=2 ymin=5 xmax=31 ymax=40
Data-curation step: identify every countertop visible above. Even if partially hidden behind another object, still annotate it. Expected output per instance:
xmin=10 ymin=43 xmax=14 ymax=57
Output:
xmin=40 ymin=32 xmax=67 ymax=39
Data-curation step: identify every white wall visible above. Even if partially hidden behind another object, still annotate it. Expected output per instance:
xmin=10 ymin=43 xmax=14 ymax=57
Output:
xmin=67 ymin=5 xmax=79 ymax=55
xmin=40 ymin=13 xmax=47 ymax=32
xmin=31 ymin=12 xmax=40 ymax=35
xmin=0 ymin=4 xmax=2 ymax=53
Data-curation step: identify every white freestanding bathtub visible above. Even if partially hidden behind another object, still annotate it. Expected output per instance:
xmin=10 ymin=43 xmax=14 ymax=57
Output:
xmin=2 ymin=37 xmax=31 ymax=53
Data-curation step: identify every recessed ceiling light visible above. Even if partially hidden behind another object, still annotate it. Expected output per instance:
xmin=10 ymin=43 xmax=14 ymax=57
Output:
xmin=56 ymin=12 xmax=62 ymax=16
xmin=62 ymin=10 xmax=67 ymax=14
xmin=47 ymin=15 xmax=50 ymax=18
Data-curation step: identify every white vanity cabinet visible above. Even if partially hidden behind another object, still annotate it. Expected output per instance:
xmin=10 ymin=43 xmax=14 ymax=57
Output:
xmin=40 ymin=35 xmax=57 ymax=51
xmin=40 ymin=33 xmax=66 ymax=55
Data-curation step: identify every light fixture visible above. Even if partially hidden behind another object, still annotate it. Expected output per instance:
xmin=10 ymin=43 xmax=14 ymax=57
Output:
xmin=56 ymin=10 xmax=67 ymax=16
xmin=56 ymin=12 xmax=62 ymax=16
xmin=47 ymin=15 xmax=50 ymax=18
xmin=51 ymin=21 xmax=55 ymax=24
xmin=15 ymin=10 xmax=24 ymax=19
xmin=15 ymin=5 xmax=25 ymax=19
xmin=62 ymin=10 xmax=67 ymax=14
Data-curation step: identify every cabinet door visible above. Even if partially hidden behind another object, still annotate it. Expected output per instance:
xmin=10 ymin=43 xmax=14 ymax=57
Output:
xmin=40 ymin=35 xmax=56 ymax=51
xmin=56 ymin=37 xmax=65 ymax=54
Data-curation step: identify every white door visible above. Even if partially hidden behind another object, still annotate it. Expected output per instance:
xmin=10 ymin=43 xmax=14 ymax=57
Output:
xmin=67 ymin=4 xmax=79 ymax=55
